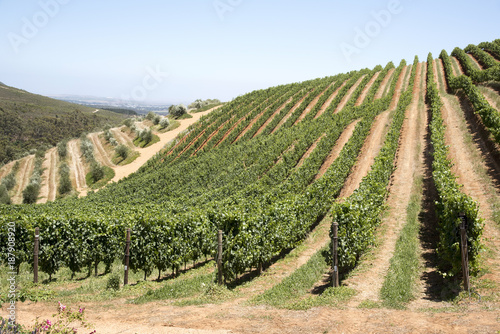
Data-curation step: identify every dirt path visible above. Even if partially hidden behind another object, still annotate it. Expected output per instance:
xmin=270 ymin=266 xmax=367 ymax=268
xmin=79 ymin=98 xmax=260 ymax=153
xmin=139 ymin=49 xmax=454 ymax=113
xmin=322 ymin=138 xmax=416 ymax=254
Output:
xmin=111 ymin=109 xmax=216 ymax=183
xmin=355 ymin=72 xmax=380 ymax=106
xmin=193 ymin=117 xmax=234 ymax=155
xmin=11 ymin=155 xmax=35 ymax=204
xmin=14 ymin=293 xmax=499 ymax=334
xmin=37 ymin=148 xmax=58 ymax=204
xmin=0 ymin=161 xmax=15 ymax=181
xmin=334 ymin=75 xmax=366 ymax=114
xmin=338 ymin=67 xmax=406 ymax=199
xmin=67 ymin=139 xmax=87 ymax=193
xmin=374 ymin=68 xmax=395 ymax=100
xmin=344 ymin=62 xmax=426 ymax=306
xmin=253 ymin=96 xmax=294 ymax=137
xmin=467 ymin=53 xmax=483 ymax=70
xmin=314 ymin=80 xmax=348 ymax=119
xmin=271 ymin=90 xmax=310 ymax=134
xmin=435 ymin=56 xmax=500 ymax=293
xmin=111 ymin=127 xmax=135 ymax=147
xmin=88 ymin=133 xmax=114 ymax=167
xmin=314 ymin=120 xmax=360 ymax=180
xmin=294 ymin=81 xmax=335 ymax=125
xmin=296 ymin=134 xmax=326 ymax=169
xmin=233 ymin=104 xmax=274 ymax=143
xmin=451 ymin=56 xmax=464 ymax=76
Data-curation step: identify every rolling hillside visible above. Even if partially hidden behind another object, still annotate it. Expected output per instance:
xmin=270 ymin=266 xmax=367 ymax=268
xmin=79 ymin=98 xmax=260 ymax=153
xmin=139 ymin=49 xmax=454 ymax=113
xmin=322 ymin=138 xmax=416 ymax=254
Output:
xmin=1 ymin=40 xmax=500 ymax=333
xmin=0 ymin=82 xmax=128 ymax=164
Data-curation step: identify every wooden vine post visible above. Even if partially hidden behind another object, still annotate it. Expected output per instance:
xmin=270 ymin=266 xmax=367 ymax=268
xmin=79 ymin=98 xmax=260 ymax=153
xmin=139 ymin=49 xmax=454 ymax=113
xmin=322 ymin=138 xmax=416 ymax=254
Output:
xmin=33 ymin=227 xmax=39 ymax=284
xmin=332 ymin=222 xmax=339 ymax=287
xmin=124 ymin=228 xmax=131 ymax=285
xmin=459 ymin=213 xmax=470 ymax=292
xmin=217 ymin=230 xmax=223 ymax=285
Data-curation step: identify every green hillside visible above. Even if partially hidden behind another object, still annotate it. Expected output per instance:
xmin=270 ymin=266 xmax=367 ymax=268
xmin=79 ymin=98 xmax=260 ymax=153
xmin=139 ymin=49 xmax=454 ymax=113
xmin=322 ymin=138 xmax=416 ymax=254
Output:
xmin=0 ymin=83 xmax=128 ymax=164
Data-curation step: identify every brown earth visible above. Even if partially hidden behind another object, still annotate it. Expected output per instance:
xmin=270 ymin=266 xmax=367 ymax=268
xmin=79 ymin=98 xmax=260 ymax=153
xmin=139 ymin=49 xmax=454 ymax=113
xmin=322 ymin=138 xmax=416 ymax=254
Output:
xmin=314 ymin=80 xmax=347 ymax=119
xmin=194 ymin=117 xmax=234 ymax=155
xmin=88 ymin=132 xmax=114 ymax=168
xmin=294 ymin=81 xmax=335 ymax=125
xmin=338 ymin=66 xmax=407 ymax=199
xmin=467 ymin=53 xmax=483 ymax=70
xmin=0 ymin=160 xmax=15 ymax=181
xmin=111 ymin=127 xmax=135 ymax=147
xmin=355 ymin=72 xmax=380 ymax=106
xmin=112 ymin=108 xmax=216 ymax=183
xmin=253 ymin=96 xmax=294 ymax=137
xmin=333 ymin=75 xmax=366 ymax=114
xmin=435 ymin=57 xmax=500 ymax=293
xmin=67 ymin=139 xmax=87 ymax=193
xmin=314 ymin=120 xmax=360 ymax=180
xmin=295 ymin=134 xmax=326 ymax=169
xmin=344 ymin=62 xmax=427 ymax=306
xmin=373 ymin=68 xmax=395 ymax=100
xmin=271 ymin=90 xmax=311 ymax=134
xmin=37 ymin=147 xmax=58 ymax=204
xmin=11 ymin=155 xmax=35 ymax=204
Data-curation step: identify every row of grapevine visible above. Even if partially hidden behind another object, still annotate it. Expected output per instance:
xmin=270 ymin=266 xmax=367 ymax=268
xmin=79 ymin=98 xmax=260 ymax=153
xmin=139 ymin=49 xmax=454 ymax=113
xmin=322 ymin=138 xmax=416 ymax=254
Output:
xmin=329 ymin=57 xmax=416 ymax=271
xmin=440 ymin=49 xmax=500 ymax=144
xmin=426 ymin=53 xmax=483 ymax=276
xmin=464 ymin=44 xmax=498 ymax=69
xmin=451 ymin=47 xmax=500 ymax=83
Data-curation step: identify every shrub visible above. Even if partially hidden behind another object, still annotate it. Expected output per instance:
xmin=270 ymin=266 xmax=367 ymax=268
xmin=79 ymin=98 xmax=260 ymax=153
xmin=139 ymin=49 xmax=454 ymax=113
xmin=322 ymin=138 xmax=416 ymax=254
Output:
xmin=1 ymin=173 xmax=16 ymax=191
xmin=153 ymin=115 xmax=161 ymax=125
xmin=90 ymin=161 xmax=104 ymax=182
xmin=169 ymin=104 xmax=187 ymax=118
xmin=159 ymin=118 xmax=170 ymax=129
xmin=115 ymin=144 xmax=129 ymax=160
xmin=57 ymin=140 xmax=68 ymax=158
xmin=123 ymin=118 xmax=133 ymax=128
xmin=146 ymin=111 xmax=156 ymax=121
xmin=0 ymin=184 xmax=10 ymax=204
xmin=106 ymin=273 xmax=121 ymax=291
xmin=140 ymin=129 xmax=153 ymax=144
xmin=23 ymin=183 xmax=40 ymax=204
xmin=58 ymin=163 xmax=72 ymax=195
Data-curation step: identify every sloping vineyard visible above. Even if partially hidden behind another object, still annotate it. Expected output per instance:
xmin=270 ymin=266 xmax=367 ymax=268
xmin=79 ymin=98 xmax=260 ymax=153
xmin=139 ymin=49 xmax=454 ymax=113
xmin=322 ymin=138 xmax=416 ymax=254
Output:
xmin=1 ymin=40 xmax=499 ymax=303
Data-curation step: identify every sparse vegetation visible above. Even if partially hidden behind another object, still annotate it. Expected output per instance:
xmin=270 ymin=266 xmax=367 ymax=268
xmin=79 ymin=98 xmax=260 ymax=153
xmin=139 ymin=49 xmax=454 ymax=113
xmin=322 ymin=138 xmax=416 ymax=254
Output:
xmin=169 ymin=104 xmax=188 ymax=118
xmin=58 ymin=162 xmax=72 ymax=195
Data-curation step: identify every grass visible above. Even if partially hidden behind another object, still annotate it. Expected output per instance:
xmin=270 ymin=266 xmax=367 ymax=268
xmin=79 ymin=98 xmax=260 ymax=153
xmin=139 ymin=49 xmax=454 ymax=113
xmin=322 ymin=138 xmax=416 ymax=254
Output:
xmin=85 ymin=166 xmax=115 ymax=189
xmin=176 ymin=113 xmax=193 ymax=120
xmin=112 ymin=150 xmax=140 ymax=166
xmin=158 ymin=120 xmax=180 ymax=133
xmin=133 ymin=134 xmax=160 ymax=148
xmin=250 ymin=245 xmax=348 ymax=309
xmin=380 ymin=176 xmax=423 ymax=309
xmin=478 ymin=85 xmax=500 ymax=111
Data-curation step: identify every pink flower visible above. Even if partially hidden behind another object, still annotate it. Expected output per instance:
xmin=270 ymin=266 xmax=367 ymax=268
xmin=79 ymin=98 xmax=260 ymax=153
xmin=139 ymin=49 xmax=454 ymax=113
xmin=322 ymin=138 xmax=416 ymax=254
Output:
xmin=79 ymin=307 xmax=85 ymax=313
xmin=46 ymin=319 xmax=52 ymax=326
xmin=58 ymin=301 xmax=66 ymax=312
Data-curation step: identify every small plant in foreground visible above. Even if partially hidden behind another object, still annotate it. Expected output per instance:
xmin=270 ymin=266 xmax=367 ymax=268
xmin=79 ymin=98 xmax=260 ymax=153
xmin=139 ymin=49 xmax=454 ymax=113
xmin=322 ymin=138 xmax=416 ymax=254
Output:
xmin=31 ymin=302 xmax=96 ymax=333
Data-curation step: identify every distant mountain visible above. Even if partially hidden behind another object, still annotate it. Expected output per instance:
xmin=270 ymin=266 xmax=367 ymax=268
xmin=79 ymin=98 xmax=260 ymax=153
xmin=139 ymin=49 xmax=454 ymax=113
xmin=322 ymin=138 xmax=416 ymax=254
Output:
xmin=0 ymin=83 xmax=128 ymax=164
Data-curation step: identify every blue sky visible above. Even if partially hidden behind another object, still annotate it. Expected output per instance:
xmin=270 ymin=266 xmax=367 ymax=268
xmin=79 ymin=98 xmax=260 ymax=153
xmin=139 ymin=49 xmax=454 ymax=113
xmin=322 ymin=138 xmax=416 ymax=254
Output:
xmin=0 ymin=0 xmax=498 ymax=104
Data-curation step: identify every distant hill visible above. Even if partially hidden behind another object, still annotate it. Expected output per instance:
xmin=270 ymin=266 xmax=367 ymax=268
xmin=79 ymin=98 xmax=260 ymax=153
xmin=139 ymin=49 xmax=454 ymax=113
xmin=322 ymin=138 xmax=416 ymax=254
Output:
xmin=0 ymin=83 xmax=128 ymax=164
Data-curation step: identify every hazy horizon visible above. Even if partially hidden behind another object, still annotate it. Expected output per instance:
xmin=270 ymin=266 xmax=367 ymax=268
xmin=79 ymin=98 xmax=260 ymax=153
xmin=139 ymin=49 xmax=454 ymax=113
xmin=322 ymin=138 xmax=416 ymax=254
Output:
xmin=1 ymin=0 xmax=498 ymax=104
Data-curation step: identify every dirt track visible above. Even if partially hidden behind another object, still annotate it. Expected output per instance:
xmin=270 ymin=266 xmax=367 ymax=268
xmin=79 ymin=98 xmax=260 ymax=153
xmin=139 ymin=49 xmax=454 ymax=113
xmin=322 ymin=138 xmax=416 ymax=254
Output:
xmin=338 ymin=66 xmax=407 ymax=199
xmin=271 ymin=91 xmax=310 ymax=134
xmin=294 ymin=81 xmax=335 ymax=124
xmin=111 ymin=108 xmax=217 ymax=183
xmin=37 ymin=148 xmax=58 ymax=204
xmin=89 ymin=133 xmax=114 ymax=167
xmin=11 ymin=155 xmax=35 ymax=204
xmin=345 ymin=62 xmax=427 ymax=306
xmin=314 ymin=80 xmax=347 ymax=119
xmin=355 ymin=71 xmax=380 ymax=106
xmin=67 ymin=139 xmax=87 ymax=193
xmin=333 ymin=75 xmax=366 ymax=114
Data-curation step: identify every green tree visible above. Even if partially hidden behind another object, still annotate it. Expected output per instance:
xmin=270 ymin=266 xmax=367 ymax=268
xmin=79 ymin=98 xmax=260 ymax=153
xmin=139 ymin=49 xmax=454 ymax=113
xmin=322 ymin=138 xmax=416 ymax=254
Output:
xmin=146 ymin=111 xmax=156 ymax=121
xmin=170 ymin=104 xmax=187 ymax=118
xmin=115 ymin=144 xmax=129 ymax=160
